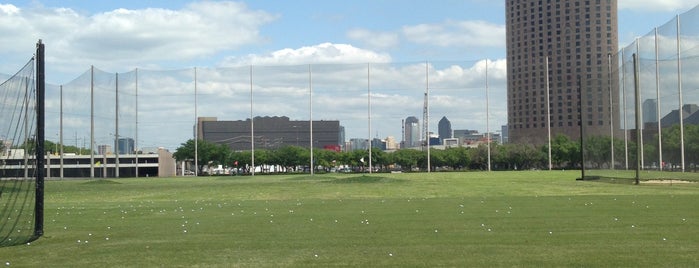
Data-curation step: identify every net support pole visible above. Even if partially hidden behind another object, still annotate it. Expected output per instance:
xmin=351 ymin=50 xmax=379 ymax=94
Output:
xmin=90 ymin=66 xmax=95 ymax=179
xmin=194 ymin=67 xmax=198 ymax=176
xmin=608 ymin=53 xmax=615 ymax=170
xmin=34 ymin=39 xmax=45 ymax=238
xmin=250 ymin=65 xmax=255 ymax=176
xmin=115 ymin=73 xmax=120 ymax=178
xmin=636 ymin=40 xmax=644 ymax=170
xmin=676 ymin=15 xmax=686 ymax=173
xmin=425 ymin=62 xmax=431 ymax=173
xmin=309 ymin=64 xmax=314 ymax=176
xmin=60 ymin=85 xmax=64 ymax=179
xmin=546 ymin=56 xmax=552 ymax=170
xmin=486 ymin=60 xmax=491 ymax=172
xmin=654 ymin=28 xmax=663 ymax=171
xmin=135 ymin=68 xmax=139 ymax=178
xmin=367 ymin=63 xmax=372 ymax=174
xmin=578 ymin=76 xmax=586 ymax=179
xmin=621 ymin=48 xmax=629 ymax=170
xmin=633 ymin=53 xmax=641 ymax=185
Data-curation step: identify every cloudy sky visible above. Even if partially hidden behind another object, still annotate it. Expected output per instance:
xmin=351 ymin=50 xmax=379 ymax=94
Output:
xmin=1 ymin=0 xmax=698 ymax=150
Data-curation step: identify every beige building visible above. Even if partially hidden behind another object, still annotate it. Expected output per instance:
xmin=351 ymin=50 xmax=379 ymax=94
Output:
xmin=506 ymin=0 xmax=619 ymax=144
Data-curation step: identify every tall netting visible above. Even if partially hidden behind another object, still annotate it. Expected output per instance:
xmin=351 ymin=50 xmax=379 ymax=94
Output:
xmin=584 ymin=6 xmax=699 ymax=182
xmin=0 ymin=58 xmax=39 ymax=246
xmin=43 ymin=6 xmax=699 ymax=181
xmin=45 ymin=60 xmax=509 ymax=177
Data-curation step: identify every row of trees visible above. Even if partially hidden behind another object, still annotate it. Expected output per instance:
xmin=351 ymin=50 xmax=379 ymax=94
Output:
xmin=173 ymin=124 xmax=699 ymax=173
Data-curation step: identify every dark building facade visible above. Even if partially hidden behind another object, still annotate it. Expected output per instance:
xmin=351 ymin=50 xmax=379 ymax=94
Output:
xmin=506 ymin=0 xmax=619 ymax=144
xmin=403 ymin=116 xmax=420 ymax=148
xmin=116 ymin=137 xmax=135 ymax=154
xmin=199 ymin=116 xmax=341 ymax=151
xmin=437 ymin=116 xmax=452 ymax=143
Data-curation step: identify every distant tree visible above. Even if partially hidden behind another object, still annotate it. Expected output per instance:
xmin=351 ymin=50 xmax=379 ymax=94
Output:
xmin=493 ymin=143 xmax=543 ymax=170
xmin=468 ymin=145 xmax=490 ymax=170
xmin=274 ymin=145 xmax=307 ymax=171
xmin=444 ymin=147 xmax=471 ymax=170
xmin=548 ymin=134 xmax=579 ymax=168
xmin=660 ymin=124 xmax=699 ymax=170
xmin=368 ymin=148 xmax=388 ymax=171
xmin=392 ymin=149 xmax=422 ymax=171
xmin=584 ymin=135 xmax=612 ymax=169
xmin=173 ymin=139 xmax=232 ymax=172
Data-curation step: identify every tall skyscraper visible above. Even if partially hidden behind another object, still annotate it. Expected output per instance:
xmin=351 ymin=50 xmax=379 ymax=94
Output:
xmin=438 ymin=116 xmax=452 ymax=143
xmin=506 ymin=0 xmax=619 ymax=144
xmin=642 ymin=99 xmax=657 ymax=124
xmin=116 ymin=137 xmax=135 ymax=154
xmin=403 ymin=116 xmax=420 ymax=148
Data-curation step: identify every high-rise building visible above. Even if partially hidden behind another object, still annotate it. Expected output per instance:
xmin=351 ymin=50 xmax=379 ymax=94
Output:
xmin=199 ymin=116 xmax=341 ymax=151
xmin=642 ymin=99 xmax=658 ymax=124
xmin=116 ymin=137 xmax=135 ymax=154
xmin=506 ymin=0 xmax=619 ymax=144
xmin=97 ymin=145 xmax=112 ymax=155
xmin=403 ymin=116 xmax=420 ymax=148
xmin=437 ymin=116 xmax=452 ymax=143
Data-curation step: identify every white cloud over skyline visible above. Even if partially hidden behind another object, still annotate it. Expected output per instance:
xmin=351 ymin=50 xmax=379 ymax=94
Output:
xmin=2 ymin=1 xmax=698 ymax=149
xmin=618 ymin=0 xmax=699 ymax=12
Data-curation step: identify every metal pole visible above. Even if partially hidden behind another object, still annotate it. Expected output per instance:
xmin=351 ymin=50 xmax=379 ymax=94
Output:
xmin=546 ymin=56 xmax=552 ymax=170
xmin=578 ymin=76 xmax=585 ymax=179
xmin=135 ymin=68 xmax=139 ymax=178
xmin=115 ymin=73 xmax=119 ymax=178
xmin=425 ymin=62 xmax=431 ymax=173
xmin=654 ymin=28 xmax=663 ymax=171
xmin=368 ymin=63 xmax=372 ymax=174
xmin=309 ymin=64 xmax=314 ymax=176
xmin=486 ymin=60 xmax=491 ymax=172
xmin=676 ymin=15 xmax=686 ymax=172
xmin=633 ymin=53 xmax=641 ymax=185
xmin=60 ymin=85 xmax=64 ymax=179
xmin=636 ymin=40 xmax=644 ymax=170
xmin=90 ymin=65 xmax=95 ymax=179
xmin=622 ymin=48 xmax=629 ymax=170
xmin=250 ymin=65 xmax=255 ymax=176
xmin=34 ymin=39 xmax=45 ymax=238
xmin=608 ymin=54 xmax=615 ymax=170
xmin=194 ymin=67 xmax=198 ymax=176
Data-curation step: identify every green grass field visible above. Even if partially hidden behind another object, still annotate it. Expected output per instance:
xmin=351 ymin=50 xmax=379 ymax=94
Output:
xmin=2 ymin=171 xmax=698 ymax=267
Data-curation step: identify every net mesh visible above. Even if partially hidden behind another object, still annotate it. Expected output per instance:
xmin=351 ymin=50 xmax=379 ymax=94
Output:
xmin=583 ymin=6 xmax=699 ymax=182
xmin=6 ymin=7 xmax=699 ymax=183
xmin=0 ymin=58 xmax=38 ymax=246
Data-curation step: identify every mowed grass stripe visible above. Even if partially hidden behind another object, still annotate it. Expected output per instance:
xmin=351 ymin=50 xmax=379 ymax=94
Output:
xmin=1 ymin=171 xmax=697 ymax=267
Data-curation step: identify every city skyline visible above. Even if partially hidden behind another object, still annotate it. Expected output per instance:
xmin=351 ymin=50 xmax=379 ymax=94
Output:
xmin=2 ymin=1 xmax=698 ymax=150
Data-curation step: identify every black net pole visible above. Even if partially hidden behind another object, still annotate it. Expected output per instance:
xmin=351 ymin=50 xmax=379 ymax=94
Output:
xmin=34 ymin=39 xmax=45 ymax=238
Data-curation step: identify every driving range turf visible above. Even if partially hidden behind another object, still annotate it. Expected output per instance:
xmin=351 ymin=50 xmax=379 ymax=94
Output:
xmin=1 ymin=171 xmax=697 ymax=267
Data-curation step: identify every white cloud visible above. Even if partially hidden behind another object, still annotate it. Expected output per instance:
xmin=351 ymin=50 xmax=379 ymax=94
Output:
xmin=220 ymin=43 xmax=392 ymax=66
xmin=347 ymin=28 xmax=399 ymax=49
xmin=0 ymin=2 xmax=276 ymax=74
xmin=402 ymin=20 xmax=505 ymax=48
xmin=618 ymin=0 xmax=699 ymax=12
xmin=0 ymin=3 xmax=19 ymax=14
xmin=40 ymin=57 xmax=509 ymax=150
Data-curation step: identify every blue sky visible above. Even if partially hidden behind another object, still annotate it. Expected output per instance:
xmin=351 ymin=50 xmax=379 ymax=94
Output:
xmin=1 ymin=0 xmax=699 ymax=149
xmin=3 ymin=0 xmax=697 ymax=79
